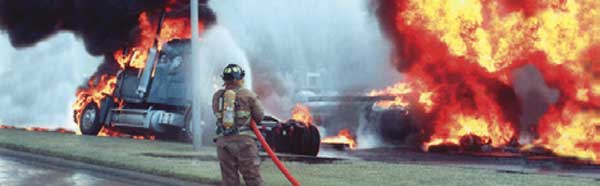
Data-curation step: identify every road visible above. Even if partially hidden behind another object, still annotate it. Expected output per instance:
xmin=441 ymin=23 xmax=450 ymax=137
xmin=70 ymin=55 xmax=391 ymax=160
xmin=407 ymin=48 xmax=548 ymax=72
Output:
xmin=0 ymin=155 xmax=136 ymax=186
xmin=0 ymin=148 xmax=208 ymax=186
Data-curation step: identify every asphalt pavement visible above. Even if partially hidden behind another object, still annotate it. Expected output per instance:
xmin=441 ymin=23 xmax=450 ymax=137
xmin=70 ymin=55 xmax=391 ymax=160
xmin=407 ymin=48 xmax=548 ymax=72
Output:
xmin=0 ymin=155 xmax=135 ymax=186
xmin=0 ymin=148 xmax=211 ymax=186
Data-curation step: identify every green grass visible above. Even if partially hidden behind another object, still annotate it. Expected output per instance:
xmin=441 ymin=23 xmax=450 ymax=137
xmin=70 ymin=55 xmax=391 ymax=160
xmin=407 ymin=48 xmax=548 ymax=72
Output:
xmin=0 ymin=129 xmax=597 ymax=186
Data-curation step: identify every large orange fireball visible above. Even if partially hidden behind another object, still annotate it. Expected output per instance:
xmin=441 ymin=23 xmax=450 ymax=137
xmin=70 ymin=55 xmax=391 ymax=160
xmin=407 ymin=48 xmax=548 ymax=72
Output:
xmin=375 ymin=0 xmax=600 ymax=162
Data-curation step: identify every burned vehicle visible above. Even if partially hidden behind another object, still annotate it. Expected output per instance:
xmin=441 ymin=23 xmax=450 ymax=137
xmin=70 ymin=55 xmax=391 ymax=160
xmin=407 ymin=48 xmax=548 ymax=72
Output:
xmin=361 ymin=103 xmax=416 ymax=144
xmin=306 ymin=95 xmax=416 ymax=146
xmin=77 ymin=38 xmax=196 ymax=140
xmin=74 ymin=11 xmax=320 ymax=156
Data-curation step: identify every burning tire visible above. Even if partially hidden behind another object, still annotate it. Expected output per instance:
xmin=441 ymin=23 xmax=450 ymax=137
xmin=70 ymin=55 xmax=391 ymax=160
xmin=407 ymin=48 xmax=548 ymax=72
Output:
xmin=289 ymin=124 xmax=320 ymax=156
xmin=80 ymin=103 xmax=102 ymax=135
xmin=264 ymin=120 xmax=321 ymax=156
xmin=303 ymin=125 xmax=321 ymax=156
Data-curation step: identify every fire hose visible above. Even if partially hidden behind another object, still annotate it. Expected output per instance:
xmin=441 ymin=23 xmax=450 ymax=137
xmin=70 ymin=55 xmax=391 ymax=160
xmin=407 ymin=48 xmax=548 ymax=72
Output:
xmin=250 ymin=120 xmax=301 ymax=186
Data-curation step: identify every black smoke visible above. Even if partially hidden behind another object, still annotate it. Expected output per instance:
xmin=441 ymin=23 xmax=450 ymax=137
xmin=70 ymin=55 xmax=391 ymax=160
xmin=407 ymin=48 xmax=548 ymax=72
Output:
xmin=0 ymin=0 xmax=216 ymax=56
xmin=370 ymin=0 xmax=412 ymax=72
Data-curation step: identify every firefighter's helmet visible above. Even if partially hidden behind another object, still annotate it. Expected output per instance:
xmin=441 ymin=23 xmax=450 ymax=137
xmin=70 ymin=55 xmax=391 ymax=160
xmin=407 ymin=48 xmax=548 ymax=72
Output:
xmin=222 ymin=64 xmax=245 ymax=81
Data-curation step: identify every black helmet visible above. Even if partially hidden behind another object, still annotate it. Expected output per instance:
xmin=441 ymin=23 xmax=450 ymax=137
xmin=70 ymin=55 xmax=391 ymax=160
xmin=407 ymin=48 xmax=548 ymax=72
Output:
xmin=222 ymin=64 xmax=245 ymax=81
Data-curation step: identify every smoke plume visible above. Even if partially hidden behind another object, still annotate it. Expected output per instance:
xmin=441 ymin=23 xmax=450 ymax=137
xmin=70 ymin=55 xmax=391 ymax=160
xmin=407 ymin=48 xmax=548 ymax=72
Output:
xmin=0 ymin=0 xmax=216 ymax=128
xmin=0 ymin=33 xmax=100 ymax=129
xmin=209 ymin=0 xmax=397 ymax=120
xmin=0 ymin=0 xmax=215 ymax=56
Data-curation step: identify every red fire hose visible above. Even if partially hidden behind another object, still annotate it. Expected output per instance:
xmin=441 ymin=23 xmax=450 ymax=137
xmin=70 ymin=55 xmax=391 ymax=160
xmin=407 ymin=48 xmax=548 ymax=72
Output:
xmin=250 ymin=120 xmax=301 ymax=186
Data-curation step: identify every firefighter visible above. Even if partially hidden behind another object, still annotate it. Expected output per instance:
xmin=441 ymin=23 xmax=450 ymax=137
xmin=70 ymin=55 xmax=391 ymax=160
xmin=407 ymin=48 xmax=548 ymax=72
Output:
xmin=212 ymin=64 xmax=264 ymax=186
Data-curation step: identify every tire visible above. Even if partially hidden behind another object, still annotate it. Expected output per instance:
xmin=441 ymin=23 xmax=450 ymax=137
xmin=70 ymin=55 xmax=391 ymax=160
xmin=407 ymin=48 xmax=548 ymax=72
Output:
xmin=288 ymin=123 xmax=321 ymax=156
xmin=177 ymin=124 xmax=194 ymax=143
xmin=175 ymin=112 xmax=194 ymax=143
xmin=304 ymin=125 xmax=321 ymax=156
xmin=153 ymin=106 xmax=192 ymax=142
xmin=297 ymin=125 xmax=320 ymax=156
xmin=155 ymin=124 xmax=193 ymax=142
xmin=79 ymin=103 xmax=103 ymax=135
xmin=155 ymin=114 xmax=192 ymax=142
xmin=288 ymin=125 xmax=304 ymax=155
xmin=269 ymin=125 xmax=291 ymax=153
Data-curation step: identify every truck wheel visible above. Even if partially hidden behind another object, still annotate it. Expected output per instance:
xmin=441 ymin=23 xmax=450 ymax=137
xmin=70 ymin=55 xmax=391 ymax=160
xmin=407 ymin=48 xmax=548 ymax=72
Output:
xmin=305 ymin=125 xmax=321 ymax=156
xmin=296 ymin=125 xmax=320 ymax=156
xmin=80 ymin=103 xmax=102 ymax=135
xmin=178 ymin=112 xmax=194 ymax=143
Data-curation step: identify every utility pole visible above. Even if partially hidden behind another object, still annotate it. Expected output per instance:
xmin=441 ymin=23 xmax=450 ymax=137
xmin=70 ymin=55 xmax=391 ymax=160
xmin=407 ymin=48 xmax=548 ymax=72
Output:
xmin=190 ymin=0 xmax=203 ymax=150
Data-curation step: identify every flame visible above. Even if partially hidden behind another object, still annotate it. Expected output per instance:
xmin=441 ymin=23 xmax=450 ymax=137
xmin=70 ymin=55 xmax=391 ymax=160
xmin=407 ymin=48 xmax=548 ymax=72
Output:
xmin=418 ymin=91 xmax=434 ymax=112
xmin=97 ymin=127 xmax=155 ymax=140
xmin=97 ymin=127 xmax=124 ymax=137
xmin=1 ymin=125 xmax=75 ymax=134
xmin=24 ymin=127 xmax=49 ymax=132
xmin=424 ymin=113 xmax=515 ymax=150
xmin=398 ymin=0 xmax=599 ymax=73
xmin=114 ymin=12 xmax=202 ymax=69
xmin=0 ymin=125 xmax=15 ymax=129
xmin=72 ymin=75 xmax=117 ymax=125
xmin=535 ymin=101 xmax=600 ymax=162
xmin=369 ymin=82 xmax=413 ymax=108
xmin=54 ymin=128 xmax=74 ymax=134
xmin=322 ymin=128 xmax=357 ymax=149
xmin=369 ymin=81 xmax=435 ymax=112
xmin=73 ymin=9 xmax=205 ymax=138
xmin=379 ymin=0 xmax=600 ymax=162
xmin=291 ymin=104 xmax=313 ymax=126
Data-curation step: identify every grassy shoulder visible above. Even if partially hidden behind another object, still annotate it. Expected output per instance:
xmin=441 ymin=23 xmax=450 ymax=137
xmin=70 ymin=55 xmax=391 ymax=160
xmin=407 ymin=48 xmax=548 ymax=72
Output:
xmin=0 ymin=129 xmax=597 ymax=186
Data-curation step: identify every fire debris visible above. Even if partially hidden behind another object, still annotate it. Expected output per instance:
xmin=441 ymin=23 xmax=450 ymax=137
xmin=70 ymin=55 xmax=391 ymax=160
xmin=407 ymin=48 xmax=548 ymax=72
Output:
xmin=0 ymin=124 xmax=160 ymax=140
xmin=97 ymin=128 xmax=156 ymax=140
xmin=0 ymin=125 xmax=75 ymax=134
xmin=0 ymin=125 xmax=15 ymax=129
xmin=372 ymin=0 xmax=600 ymax=163
xmin=321 ymin=128 xmax=357 ymax=150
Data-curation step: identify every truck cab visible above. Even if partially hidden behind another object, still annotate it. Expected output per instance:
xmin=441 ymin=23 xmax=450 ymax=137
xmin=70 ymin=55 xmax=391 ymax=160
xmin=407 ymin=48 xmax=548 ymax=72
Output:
xmin=78 ymin=39 xmax=194 ymax=140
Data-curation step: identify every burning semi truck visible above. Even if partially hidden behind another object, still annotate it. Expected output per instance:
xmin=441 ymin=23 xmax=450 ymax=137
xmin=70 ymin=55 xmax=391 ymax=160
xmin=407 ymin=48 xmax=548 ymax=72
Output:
xmin=72 ymin=8 xmax=320 ymax=156
xmin=76 ymin=38 xmax=194 ymax=139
